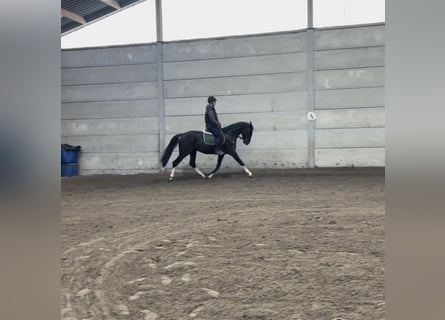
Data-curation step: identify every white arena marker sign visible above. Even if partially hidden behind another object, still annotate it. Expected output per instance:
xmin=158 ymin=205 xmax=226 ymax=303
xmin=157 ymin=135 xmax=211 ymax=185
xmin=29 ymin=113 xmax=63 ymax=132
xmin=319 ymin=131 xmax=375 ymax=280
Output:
xmin=307 ymin=112 xmax=316 ymax=121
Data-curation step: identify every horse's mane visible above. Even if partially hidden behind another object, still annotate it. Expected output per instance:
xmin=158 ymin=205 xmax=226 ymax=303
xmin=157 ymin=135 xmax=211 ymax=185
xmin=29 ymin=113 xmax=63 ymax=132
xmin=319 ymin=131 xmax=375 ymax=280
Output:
xmin=222 ymin=122 xmax=249 ymax=132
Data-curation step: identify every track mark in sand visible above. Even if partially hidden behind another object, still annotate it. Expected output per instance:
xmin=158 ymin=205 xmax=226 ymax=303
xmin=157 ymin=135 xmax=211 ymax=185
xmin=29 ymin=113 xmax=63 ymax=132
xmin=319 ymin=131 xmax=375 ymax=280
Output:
xmin=114 ymin=304 xmax=130 ymax=315
xmin=243 ymin=308 xmax=278 ymax=318
xmin=76 ymin=255 xmax=91 ymax=260
xmin=203 ymin=244 xmax=222 ymax=248
xmin=208 ymin=236 xmax=217 ymax=241
xmin=164 ymin=261 xmax=196 ymax=269
xmin=76 ymin=288 xmax=92 ymax=298
xmin=201 ymin=288 xmax=220 ymax=298
xmin=61 ymin=307 xmax=72 ymax=316
xmin=161 ymin=276 xmax=172 ymax=285
xmin=142 ymin=258 xmax=157 ymax=269
xmin=78 ymin=237 xmax=105 ymax=247
xmin=126 ymin=277 xmax=146 ymax=284
xmin=186 ymin=240 xmax=199 ymax=249
xmin=255 ymin=243 xmax=268 ymax=247
xmin=63 ymin=237 xmax=106 ymax=255
xmin=181 ymin=273 xmax=191 ymax=282
xmin=122 ymin=249 xmax=144 ymax=254
xmin=189 ymin=305 xmax=204 ymax=317
xmin=129 ymin=291 xmax=146 ymax=301
xmin=141 ymin=310 xmax=159 ymax=320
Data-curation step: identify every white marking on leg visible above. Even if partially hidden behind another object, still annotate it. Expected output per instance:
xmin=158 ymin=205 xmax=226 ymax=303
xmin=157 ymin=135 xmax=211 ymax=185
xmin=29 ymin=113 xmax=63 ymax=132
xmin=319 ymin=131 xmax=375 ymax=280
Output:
xmin=169 ymin=167 xmax=176 ymax=180
xmin=242 ymin=166 xmax=252 ymax=177
xmin=207 ymin=173 xmax=214 ymax=179
xmin=194 ymin=167 xmax=206 ymax=179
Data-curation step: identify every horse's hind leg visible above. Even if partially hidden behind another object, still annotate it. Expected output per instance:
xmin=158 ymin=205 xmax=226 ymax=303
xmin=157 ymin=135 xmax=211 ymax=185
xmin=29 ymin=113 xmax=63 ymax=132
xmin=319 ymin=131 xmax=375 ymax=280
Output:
xmin=189 ymin=150 xmax=206 ymax=179
xmin=208 ymin=154 xmax=225 ymax=179
xmin=169 ymin=152 xmax=188 ymax=181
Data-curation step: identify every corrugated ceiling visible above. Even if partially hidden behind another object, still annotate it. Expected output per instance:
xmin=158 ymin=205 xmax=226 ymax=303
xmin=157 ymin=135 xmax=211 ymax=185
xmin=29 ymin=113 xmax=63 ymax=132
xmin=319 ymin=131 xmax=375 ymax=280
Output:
xmin=61 ymin=0 xmax=146 ymax=35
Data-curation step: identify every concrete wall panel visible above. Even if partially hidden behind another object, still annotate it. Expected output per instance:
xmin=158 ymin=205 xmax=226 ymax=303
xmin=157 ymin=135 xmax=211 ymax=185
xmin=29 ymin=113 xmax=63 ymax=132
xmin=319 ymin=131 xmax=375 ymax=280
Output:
xmin=164 ymin=73 xmax=306 ymax=98
xmin=62 ymin=118 xmax=159 ymax=136
xmin=62 ymin=100 xmax=159 ymax=120
xmin=315 ymin=47 xmax=384 ymax=70
xmin=242 ymin=130 xmax=307 ymax=150
xmin=315 ymin=148 xmax=385 ymax=167
xmin=62 ymin=45 xmax=157 ymax=68
xmin=315 ymin=108 xmax=385 ymax=129
xmin=62 ymin=64 xmax=157 ymax=85
xmin=62 ymin=135 xmax=159 ymax=153
xmin=163 ymin=32 xmax=306 ymax=61
xmin=163 ymin=53 xmax=306 ymax=80
xmin=315 ymin=25 xmax=385 ymax=50
xmin=315 ymin=87 xmax=384 ymax=109
xmin=79 ymin=152 xmax=159 ymax=170
xmin=316 ymin=67 xmax=384 ymax=90
xmin=315 ymin=128 xmax=385 ymax=148
xmin=62 ymin=82 xmax=158 ymax=102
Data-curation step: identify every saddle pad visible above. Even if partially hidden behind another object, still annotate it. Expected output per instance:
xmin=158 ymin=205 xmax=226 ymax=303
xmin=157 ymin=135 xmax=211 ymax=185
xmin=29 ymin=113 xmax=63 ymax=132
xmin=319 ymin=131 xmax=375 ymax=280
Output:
xmin=202 ymin=131 xmax=215 ymax=145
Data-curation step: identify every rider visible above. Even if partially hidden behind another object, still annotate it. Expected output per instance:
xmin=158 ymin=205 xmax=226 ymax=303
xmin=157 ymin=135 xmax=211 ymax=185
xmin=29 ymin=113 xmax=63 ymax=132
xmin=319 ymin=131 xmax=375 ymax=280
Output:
xmin=205 ymin=96 xmax=225 ymax=155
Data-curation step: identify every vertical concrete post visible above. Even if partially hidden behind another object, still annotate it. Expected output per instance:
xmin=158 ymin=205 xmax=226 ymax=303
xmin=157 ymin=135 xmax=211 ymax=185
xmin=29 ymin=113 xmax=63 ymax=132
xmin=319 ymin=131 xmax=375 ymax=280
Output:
xmin=306 ymin=0 xmax=316 ymax=168
xmin=155 ymin=0 xmax=165 ymax=169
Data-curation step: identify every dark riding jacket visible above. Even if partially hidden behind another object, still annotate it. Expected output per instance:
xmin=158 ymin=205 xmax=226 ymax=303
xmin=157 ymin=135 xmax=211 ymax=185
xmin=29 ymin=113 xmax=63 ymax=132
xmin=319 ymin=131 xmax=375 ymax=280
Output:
xmin=205 ymin=104 xmax=222 ymax=130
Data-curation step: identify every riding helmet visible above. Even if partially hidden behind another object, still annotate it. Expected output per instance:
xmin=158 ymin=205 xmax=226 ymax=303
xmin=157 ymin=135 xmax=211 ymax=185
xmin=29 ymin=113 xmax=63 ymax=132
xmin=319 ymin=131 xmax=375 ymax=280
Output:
xmin=207 ymin=96 xmax=217 ymax=103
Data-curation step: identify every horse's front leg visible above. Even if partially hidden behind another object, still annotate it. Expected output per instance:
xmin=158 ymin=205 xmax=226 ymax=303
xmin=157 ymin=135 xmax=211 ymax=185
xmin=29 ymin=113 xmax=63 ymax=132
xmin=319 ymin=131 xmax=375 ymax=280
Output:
xmin=229 ymin=151 xmax=252 ymax=177
xmin=189 ymin=150 xmax=206 ymax=179
xmin=207 ymin=154 xmax=225 ymax=179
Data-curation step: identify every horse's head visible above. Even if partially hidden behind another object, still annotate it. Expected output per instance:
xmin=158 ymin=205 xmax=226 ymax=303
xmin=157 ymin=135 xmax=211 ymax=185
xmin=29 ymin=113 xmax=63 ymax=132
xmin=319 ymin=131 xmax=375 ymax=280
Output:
xmin=241 ymin=121 xmax=254 ymax=145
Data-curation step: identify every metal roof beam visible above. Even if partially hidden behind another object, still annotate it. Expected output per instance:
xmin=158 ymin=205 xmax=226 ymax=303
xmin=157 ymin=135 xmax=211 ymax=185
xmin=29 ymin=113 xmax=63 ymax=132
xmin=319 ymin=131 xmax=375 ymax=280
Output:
xmin=156 ymin=0 xmax=163 ymax=42
xmin=307 ymin=0 xmax=313 ymax=28
xmin=61 ymin=8 xmax=86 ymax=25
xmin=100 ymin=0 xmax=121 ymax=10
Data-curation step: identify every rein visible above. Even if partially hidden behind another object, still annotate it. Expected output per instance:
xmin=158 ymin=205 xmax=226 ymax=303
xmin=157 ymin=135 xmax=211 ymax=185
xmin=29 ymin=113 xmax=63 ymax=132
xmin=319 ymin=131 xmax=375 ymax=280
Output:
xmin=223 ymin=122 xmax=251 ymax=143
xmin=225 ymin=131 xmax=243 ymax=141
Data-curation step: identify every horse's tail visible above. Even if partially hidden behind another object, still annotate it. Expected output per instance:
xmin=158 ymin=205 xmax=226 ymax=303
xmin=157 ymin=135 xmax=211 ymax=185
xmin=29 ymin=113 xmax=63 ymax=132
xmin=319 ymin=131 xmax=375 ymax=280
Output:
xmin=161 ymin=134 xmax=181 ymax=167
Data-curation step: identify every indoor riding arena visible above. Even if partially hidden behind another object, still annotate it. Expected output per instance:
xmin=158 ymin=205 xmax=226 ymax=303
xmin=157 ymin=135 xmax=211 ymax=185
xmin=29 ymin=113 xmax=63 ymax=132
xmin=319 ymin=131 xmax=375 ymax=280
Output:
xmin=61 ymin=1 xmax=385 ymax=319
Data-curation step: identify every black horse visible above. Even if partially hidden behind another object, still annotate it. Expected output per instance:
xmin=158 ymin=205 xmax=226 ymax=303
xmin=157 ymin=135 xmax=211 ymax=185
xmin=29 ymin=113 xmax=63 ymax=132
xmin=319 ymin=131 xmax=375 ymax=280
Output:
xmin=161 ymin=121 xmax=254 ymax=180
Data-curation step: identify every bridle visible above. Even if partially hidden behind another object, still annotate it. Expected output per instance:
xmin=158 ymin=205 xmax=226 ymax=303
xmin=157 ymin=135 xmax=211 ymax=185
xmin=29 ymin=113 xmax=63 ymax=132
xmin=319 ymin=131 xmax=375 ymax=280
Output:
xmin=239 ymin=129 xmax=251 ymax=144
xmin=225 ymin=125 xmax=252 ymax=144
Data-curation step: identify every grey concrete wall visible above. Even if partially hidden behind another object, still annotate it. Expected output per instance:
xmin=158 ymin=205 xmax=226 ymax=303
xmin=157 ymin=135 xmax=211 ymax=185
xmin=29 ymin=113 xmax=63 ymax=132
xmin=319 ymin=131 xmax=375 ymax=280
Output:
xmin=314 ymin=24 xmax=385 ymax=167
xmin=62 ymin=44 xmax=160 ymax=175
xmin=61 ymin=24 xmax=385 ymax=175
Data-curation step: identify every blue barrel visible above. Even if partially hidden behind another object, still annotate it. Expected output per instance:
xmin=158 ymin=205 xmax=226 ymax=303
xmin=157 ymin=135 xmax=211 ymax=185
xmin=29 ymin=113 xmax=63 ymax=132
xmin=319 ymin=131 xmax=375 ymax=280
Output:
xmin=61 ymin=164 xmax=79 ymax=177
xmin=61 ymin=144 xmax=81 ymax=177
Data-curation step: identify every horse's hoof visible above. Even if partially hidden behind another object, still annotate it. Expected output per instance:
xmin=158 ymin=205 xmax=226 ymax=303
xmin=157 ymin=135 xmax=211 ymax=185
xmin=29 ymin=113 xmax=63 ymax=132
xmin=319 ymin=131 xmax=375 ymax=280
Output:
xmin=207 ymin=174 xmax=214 ymax=179
xmin=168 ymin=178 xmax=173 ymax=182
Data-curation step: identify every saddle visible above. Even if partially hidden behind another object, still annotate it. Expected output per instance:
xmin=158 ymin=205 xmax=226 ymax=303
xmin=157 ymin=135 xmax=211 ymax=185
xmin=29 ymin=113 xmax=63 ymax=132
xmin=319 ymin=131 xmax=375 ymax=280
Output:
xmin=202 ymin=130 xmax=216 ymax=145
